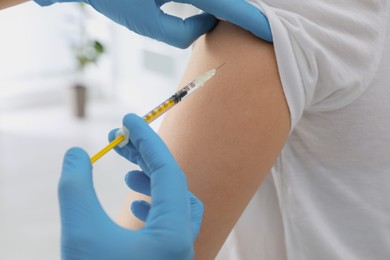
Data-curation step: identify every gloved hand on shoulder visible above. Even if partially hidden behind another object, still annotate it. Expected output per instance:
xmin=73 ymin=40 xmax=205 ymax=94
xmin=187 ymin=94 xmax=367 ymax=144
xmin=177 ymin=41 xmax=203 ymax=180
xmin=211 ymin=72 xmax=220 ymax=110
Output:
xmin=34 ymin=0 xmax=217 ymax=48
xmin=178 ymin=0 xmax=273 ymax=42
xmin=34 ymin=0 xmax=271 ymax=48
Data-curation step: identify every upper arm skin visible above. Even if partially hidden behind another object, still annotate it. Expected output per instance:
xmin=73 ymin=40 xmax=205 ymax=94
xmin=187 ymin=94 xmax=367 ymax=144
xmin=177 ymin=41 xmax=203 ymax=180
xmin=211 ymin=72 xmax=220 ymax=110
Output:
xmin=116 ymin=20 xmax=290 ymax=258
xmin=158 ymin=21 xmax=290 ymax=259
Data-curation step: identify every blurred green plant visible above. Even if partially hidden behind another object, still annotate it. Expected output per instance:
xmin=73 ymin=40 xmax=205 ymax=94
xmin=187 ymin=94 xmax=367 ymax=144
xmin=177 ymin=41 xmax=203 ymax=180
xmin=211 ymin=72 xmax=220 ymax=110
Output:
xmin=73 ymin=3 xmax=105 ymax=71
xmin=76 ymin=40 xmax=105 ymax=70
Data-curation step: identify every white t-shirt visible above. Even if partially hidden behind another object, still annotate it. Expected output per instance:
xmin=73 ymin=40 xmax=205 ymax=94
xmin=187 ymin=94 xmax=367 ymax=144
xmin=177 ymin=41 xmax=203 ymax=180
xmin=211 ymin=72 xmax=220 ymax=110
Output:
xmin=217 ymin=1 xmax=390 ymax=259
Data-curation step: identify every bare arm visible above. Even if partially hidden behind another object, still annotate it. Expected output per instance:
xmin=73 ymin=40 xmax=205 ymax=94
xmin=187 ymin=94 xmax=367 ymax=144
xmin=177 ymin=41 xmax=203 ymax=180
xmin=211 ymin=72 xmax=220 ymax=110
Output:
xmin=0 ymin=0 xmax=28 ymax=10
xmin=118 ymin=21 xmax=290 ymax=259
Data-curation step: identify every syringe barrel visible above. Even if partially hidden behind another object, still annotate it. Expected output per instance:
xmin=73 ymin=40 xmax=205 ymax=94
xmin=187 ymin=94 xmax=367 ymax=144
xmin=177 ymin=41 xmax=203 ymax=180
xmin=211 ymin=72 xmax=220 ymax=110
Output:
xmin=90 ymin=67 xmax=219 ymax=164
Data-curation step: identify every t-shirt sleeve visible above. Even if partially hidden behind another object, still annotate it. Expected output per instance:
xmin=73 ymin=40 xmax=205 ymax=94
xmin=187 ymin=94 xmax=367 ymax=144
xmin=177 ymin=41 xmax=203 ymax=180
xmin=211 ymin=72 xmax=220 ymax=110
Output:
xmin=249 ymin=0 xmax=388 ymax=130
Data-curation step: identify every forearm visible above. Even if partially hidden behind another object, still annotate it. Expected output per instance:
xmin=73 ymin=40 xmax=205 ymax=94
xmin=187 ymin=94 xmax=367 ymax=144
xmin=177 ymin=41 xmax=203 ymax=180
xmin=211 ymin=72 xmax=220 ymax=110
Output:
xmin=0 ymin=0 xmax=29 ymax=10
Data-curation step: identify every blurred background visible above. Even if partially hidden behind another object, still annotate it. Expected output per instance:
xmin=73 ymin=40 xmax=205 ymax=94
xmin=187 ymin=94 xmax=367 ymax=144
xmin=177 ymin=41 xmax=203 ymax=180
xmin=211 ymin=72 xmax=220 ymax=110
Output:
xmin=0 ymin=2 xmax=197 ymax=259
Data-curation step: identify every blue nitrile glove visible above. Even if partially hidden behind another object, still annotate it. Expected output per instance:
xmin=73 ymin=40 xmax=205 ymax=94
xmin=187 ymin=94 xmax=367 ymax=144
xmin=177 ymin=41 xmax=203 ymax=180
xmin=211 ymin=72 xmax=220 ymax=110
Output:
xmin=59 ymin=114 xmax=204 ymax=260
xmin=179 ymin=0 xmax=273 ymax=42
xmin=122 ymin=169 xmax=204 ymax=238
xmin=34 ymin=0 xmax=272 ymax=47
xmin=34 ymin=0 xmax=217 ymax=49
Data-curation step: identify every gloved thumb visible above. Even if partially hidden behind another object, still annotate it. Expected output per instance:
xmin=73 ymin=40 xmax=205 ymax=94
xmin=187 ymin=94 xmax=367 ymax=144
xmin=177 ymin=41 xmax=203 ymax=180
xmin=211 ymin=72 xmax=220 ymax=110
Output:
xmin=59 ymin=148 xmax=106 ymax=229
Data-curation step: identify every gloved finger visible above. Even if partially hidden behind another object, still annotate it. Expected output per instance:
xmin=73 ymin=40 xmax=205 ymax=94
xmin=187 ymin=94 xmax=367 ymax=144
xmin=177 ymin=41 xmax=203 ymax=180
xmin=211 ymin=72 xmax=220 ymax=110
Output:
xmin=188 ymin=192 xmax=204 ymax=239
xmin=158 ymin=12 xmax=218 ymax=48
xmin=122 ymin=114 xmax=190 ymax=230
xmin=34 ymin=0 xmax=87 ymax=6
xmin=108 ymin=129 xmax=148 ymax=170
xmin=125 ymin=170 xmax=151 ymax=196
xmin=174 ymin=0 xmax=272 ymax=42
xmin=131 ymin=200 xmax=151 ymax=222
xmin=59 ymin=148 xmax=109 ymax=230
xmin=126 ymin=169 xmax=203 ymax=238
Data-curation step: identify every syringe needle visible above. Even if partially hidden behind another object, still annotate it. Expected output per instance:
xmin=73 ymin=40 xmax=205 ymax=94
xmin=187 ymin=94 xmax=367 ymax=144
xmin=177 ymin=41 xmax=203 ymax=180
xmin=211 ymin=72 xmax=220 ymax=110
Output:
xmin=90 ymin=64 xmax=225 ymax=164
xmin=216 ymin=63 xmax=226 ymax=70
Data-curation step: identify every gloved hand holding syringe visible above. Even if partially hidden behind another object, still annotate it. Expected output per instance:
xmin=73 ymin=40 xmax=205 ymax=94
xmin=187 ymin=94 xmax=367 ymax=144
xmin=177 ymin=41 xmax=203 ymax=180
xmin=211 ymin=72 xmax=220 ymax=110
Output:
xmin=90 ymin=63 xmax=225 ymax=164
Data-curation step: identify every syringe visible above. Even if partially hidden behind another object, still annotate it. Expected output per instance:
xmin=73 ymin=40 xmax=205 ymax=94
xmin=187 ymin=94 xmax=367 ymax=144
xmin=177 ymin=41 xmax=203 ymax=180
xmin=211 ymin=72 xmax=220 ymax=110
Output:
xmin=90 ymin=64 xmax=225 ymax=164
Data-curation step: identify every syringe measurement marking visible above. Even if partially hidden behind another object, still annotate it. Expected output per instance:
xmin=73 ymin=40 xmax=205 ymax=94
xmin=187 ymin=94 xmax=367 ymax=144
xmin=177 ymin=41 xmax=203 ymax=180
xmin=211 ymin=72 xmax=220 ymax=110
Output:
xmin=144 ymin=81 xmax=197 ymax=124
xmin=182 ymin=83 xmax=195 ymax=93
xmin=144 ymin=99 xmax=175 ymax=124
